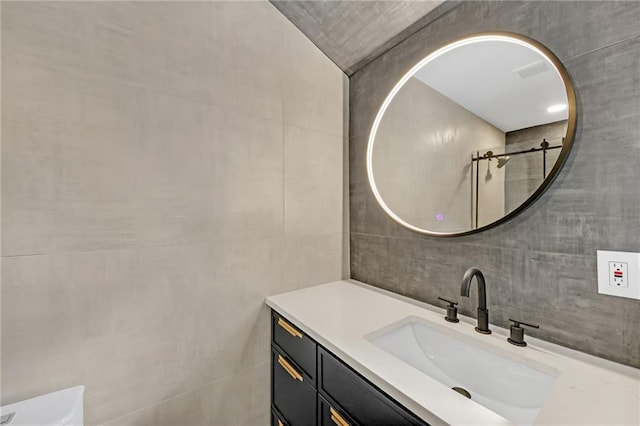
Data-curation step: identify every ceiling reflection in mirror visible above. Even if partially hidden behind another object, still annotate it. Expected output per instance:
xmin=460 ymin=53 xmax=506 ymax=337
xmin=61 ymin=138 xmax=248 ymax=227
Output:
xmin=367 ymin=33 xmax=576 ymax=236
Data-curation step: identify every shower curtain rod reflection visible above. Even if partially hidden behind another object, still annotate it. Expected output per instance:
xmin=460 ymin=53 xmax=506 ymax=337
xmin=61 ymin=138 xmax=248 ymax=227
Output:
xmin=471 ymin=139 xmax=563 ymax=163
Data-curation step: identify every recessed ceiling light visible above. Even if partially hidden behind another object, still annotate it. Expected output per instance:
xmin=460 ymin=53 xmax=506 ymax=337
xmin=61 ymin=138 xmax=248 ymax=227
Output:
xmin=547 ymin=104 xmax=567 ymax=113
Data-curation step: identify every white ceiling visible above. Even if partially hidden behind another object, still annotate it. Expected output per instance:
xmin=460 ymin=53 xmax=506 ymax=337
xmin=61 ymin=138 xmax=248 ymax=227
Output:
xmin=413 ymin=40 xmax=569 ymax=132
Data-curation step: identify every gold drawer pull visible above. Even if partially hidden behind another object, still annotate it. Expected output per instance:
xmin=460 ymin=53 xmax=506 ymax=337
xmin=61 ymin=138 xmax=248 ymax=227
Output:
xmin=330 ymin=407 xmax=350 ymax=426
xmin=277 ymin=317 xmax=302 ymax=338
xmin=277 ymin=420 xmax=284 ymax=426
xmin=277 ymin=355 xmax=303 ymax=382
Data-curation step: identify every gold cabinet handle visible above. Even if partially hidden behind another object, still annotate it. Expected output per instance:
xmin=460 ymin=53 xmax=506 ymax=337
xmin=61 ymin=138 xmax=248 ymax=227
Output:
xmin=277 ymin=317 xmax=302 ymax=338
xmin=330 ymin=407 xmax=350 ymax=426
xmin=277 ymin=355 xmax=303 ymax=382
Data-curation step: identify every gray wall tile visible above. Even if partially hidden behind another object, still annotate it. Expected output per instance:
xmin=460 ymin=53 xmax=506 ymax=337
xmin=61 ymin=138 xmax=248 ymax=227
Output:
xmin=349 ymin=1 xmax=640 ymax=368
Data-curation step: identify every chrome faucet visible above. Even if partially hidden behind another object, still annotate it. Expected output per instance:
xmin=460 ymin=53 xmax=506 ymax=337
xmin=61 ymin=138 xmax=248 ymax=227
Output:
xmin=460 ymin=267 xmax=491 ymax=334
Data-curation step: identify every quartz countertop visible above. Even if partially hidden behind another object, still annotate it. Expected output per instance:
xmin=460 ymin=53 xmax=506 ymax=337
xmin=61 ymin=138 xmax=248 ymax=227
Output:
xmin=265 ymin=280 xmax=640 ymax=426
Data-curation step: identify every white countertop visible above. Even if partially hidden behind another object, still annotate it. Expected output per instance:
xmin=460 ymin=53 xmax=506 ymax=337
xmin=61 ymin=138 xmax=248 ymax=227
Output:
xmin=266 ymin=280 xmax=640 ymax=426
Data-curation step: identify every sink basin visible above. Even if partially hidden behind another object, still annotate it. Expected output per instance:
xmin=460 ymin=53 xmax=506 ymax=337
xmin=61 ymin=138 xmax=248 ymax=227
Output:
xmin=368 ymin=317 xmax=559 ymax=425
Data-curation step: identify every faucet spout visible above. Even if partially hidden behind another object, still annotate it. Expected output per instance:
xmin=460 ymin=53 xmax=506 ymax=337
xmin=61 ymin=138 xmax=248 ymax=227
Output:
xmin=461 ymin=267 xmax=487 ymax=310
xmin=460 ymin=267 xmax=491 ymax=334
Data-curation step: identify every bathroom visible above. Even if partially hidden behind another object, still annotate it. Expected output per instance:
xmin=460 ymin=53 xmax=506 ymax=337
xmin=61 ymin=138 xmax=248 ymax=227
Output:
xmin=1 ymin=1 xmax=638 ymax=425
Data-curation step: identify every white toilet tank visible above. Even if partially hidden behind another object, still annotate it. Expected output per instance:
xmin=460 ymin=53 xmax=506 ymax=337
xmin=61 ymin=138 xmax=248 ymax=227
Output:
xmin=0 ymin=386 xmax=84 ymax=426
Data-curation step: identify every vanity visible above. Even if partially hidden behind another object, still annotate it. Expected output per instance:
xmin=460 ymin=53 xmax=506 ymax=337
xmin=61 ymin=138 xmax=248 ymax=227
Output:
xmin=271 ymin=309 xmax=424 ymax=426
xmin=266 ymin=30 xmax=640 ymax=426
xmin=266 ymin=280 xmax=640 ymax=426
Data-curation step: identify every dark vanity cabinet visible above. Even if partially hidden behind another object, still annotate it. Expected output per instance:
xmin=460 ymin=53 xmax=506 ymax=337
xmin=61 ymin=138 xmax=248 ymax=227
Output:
xmin=271 ymin=311 xmax=428 ymax=426
xmin=271 ymin=312 xmax=317 ymax=426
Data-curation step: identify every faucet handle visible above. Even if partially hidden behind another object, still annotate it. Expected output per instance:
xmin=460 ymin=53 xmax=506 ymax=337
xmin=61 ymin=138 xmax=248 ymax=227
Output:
xmin=437 ymin=297 xmax=459 ymax=323
xmin=508 ymin=318 xmax=539 ymax=347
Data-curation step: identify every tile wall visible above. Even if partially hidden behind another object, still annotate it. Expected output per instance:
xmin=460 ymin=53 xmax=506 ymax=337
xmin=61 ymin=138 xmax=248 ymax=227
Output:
xmin=1 ymin=1 xmax=347 ymax=424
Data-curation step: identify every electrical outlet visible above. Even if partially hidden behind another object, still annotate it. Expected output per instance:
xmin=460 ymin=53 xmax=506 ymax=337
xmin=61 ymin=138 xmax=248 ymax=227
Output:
xmin=609 ymin=261 xmax=628 ymax=287
xmin=597 ymin=250 xmax=640 ymax=300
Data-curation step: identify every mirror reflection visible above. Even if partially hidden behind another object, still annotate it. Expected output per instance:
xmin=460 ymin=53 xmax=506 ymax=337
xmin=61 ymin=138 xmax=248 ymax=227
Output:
xmin=368 ymin=33 xmax=575 ymax=235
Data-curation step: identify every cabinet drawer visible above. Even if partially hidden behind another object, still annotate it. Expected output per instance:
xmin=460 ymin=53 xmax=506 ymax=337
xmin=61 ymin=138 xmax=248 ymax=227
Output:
xmin=318 ymin=347 xmax=427 ymax=426
xmin=318 ymin=394 xmax=358 ymax=426
xmin=272 ymin=347 xmax=316 ymax=426
xmin=272 ymin=408 xmax=288 ymax=426
xmin=272 ymin=311 xmax=317 ymax=382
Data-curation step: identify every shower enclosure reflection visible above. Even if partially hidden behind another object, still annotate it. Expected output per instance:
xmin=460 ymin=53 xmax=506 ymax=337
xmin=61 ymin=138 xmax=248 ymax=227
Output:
xmin=471 ymin=120 xmax=567 ymax=229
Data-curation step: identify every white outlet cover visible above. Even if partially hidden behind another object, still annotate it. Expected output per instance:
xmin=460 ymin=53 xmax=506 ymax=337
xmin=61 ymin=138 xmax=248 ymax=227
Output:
xmin=597 ymin=250 xmax=640 ymax=300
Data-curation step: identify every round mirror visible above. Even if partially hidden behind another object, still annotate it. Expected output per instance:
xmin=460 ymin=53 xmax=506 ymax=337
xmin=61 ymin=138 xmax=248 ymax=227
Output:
xmin=367 ymin=32 xmax=576 ymax=236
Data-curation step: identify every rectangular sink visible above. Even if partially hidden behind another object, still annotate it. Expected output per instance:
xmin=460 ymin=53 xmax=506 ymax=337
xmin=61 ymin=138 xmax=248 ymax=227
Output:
xmin=368 ymin=317 xmax=559 ymax=425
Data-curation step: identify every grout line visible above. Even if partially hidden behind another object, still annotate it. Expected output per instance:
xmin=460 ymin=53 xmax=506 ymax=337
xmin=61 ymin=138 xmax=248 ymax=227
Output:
xmin=0 ymin=242 xmax=207 ymax=259
xmin=2 ymin=232 xmax=350 ymax=259
xmin=563 ymin=33 xmax=640 ymax=64
xmin=281 ymin=31 xmax=287 ymax=241
xmin=95 ymin=387 xmax=201 ymax=426
xmin=2 ymin=53 xmax=278 ymax=130
xmin=349 ymin=231 xmax=599 ymax=257
xmin=1 ymin=237 xmax=267 ymax=259
xmin=95 ymin=361 xmax=269 ymax=426
xmin=283 ymin=122 xmax=345 ymax=139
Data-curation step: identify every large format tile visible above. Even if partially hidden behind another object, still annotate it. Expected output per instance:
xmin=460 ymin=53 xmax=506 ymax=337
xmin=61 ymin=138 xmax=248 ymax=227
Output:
xmin=2 ymin=1 xmax=346 ymax=425
xmin=135 ymin=1 xmax=223 ymax=105
xmin=1 ymin=245 xmax=210 ymax=424
xmin=350 ymin=233 xmax=522 ymax=325
xmin=520 ymin=251 xmax=640 ymax=367
xmin=201 ymin=362 xmax=270 ymax=426
xmin=100 ymin=360 xmax=270 ymax=426
xmin=284 ymin=233 xmax=347 ymax=291
xmin=99 ymin=387 xmax=204 ymax=426
xmin=1 ymin=240 xmax=283 ymax=425
xmin=1 ymin=58 xmax=216 ymax=255
xmin=284 ymin=125 xmax=343 ymax=237
xmin=283 ymin=17 xmax=344 ymax=136
xmin=220 ymin=1 xmax=285 ymax=122
xmin=211 ymin=109 xmax=284 ymax=241
xmin=1 ymin=2 xmax=145 ymax=82
xmin=1 ymin=1 xmax=224 ymax=104
xmin=200 ymin=237 xmax=285 ymax=383
xmin=99 ymin=336 xmax=271 ymax=426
